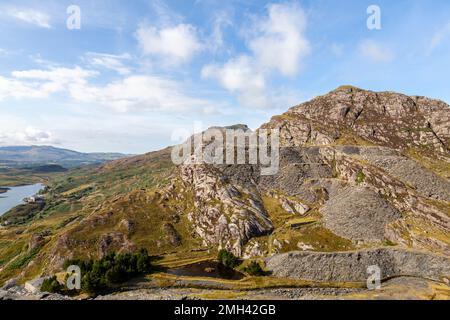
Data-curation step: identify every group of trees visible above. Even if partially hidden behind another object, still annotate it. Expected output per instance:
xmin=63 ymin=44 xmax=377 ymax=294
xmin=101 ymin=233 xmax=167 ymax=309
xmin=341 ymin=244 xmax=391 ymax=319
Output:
xmin=217 ymin=249 xmax=266 ymax=276
xmin=41 ymin=276 xmax=64 ymax=293
xmin=44 ymin=248 xmax=153 ymax=294
xmin=217 ymin=249 xmax=239 ymax=268
xmin=43 ymin=248 xmax=267 ymax=295
xmin=242 ymin=261 xmax=266 ymax=276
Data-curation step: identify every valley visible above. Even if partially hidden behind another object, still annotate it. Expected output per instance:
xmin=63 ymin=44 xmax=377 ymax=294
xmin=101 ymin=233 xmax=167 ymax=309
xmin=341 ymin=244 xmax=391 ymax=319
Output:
xmin=0 ymin=183 xmax=45 ymax=216
xmin=0 ymin=87 xmax=449 ymax=300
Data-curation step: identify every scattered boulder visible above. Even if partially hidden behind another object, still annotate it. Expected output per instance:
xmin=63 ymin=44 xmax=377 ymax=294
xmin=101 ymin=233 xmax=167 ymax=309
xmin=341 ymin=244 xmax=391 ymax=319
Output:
xmin=281 ymin=200 xmax=295 ymax=214
xmin=280 ymin=198 xmax=310 ymax=215
xmin=25 ymin=277 xmax=49 ymax=294
xmin=0 ymin=290 xmax=7 ymax=300
xmin=243 ymin=240 xmax=263 ymax=259
xmin=297 ymin=242 xmax=314 ymax=251
xmin=292 ymin=201 xmax=310 ymax=215
xmin=1 ymin=278 xmax=17 ymax=291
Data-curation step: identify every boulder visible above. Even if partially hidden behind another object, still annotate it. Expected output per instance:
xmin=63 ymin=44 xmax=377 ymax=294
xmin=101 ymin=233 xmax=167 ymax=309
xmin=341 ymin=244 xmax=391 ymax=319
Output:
xmin=25 ymin=277 xmax=49 ymax=294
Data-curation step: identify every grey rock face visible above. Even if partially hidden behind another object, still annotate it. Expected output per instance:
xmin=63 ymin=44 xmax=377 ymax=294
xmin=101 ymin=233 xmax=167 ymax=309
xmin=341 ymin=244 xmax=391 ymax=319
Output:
xmin=262 ymin=86 xmax=450 ymax=153
xmin=1 ymin=278 xmax=17 ymax=291
xmin=320 ymin=186 xmax=401 ymax=241
xmin=179 ymin=162 xmax=273 ymax=256
xmin=167 ymin=88 xmax=449 ymax=258
xmin=339 ymin=146 xmax=450 ymax=201
xmin=266 ymin=248 xmax=450 ymax=282
xmin=373 ymin=157 xmax=449 ymax=201
xmin=177 ymin=144 xmax=449 ymax=255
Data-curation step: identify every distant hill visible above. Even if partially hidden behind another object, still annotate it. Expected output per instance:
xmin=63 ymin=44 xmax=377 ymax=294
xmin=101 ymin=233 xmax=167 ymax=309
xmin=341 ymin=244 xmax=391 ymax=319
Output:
xmin=28 ymin=164 xmax=68 ymax=173
xmin=0 ymin=145 xmax=130 ymax=168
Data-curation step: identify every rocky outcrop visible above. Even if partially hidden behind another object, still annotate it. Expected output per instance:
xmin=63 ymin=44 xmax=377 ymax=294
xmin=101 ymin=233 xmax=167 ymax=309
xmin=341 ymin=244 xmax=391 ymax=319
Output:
xmin=266 ymin=248 xmax=450 ymax=282
xmin=98 ymin=232 xmax=136 ymax=258
xmin=163 ymin=223 xmax=182 ymax=247
xmin=176 ymin=129 xmax=448 ymax=257
xmin=333 ymin=146 xmax=450 ymax=201
xmin=310 ymin=145 xmax=450 ymax=254
xmin=180 ymin=161 xmax=273 ymax=256
xmin=262 ymin=86 xmax=450 ymax=153
xmin=28 ymin=232 xmax=50 ymax=251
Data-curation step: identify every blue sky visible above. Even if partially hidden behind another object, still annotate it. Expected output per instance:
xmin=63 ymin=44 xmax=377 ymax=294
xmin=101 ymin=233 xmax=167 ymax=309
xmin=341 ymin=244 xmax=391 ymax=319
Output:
xmin=0 ymin=0 xmax=449 ymax=153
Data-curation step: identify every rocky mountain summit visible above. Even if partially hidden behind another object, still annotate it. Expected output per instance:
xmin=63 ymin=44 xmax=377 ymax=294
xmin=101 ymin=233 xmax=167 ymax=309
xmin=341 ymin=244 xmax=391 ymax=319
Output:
xmin=263 ymin=86 xmax=449 ymax=154
xmin=162 ymin=86 xmax=450 ymax=257
xmin=0 ymin=86 xmax=448 ymax=296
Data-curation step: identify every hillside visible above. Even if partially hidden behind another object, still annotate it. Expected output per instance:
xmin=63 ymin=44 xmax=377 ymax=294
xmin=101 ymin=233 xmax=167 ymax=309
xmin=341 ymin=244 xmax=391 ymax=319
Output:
xmin=0 ymin=146 xmax=129 ymax=168
xmin=0 ymin=86 xmax=448 ymax=300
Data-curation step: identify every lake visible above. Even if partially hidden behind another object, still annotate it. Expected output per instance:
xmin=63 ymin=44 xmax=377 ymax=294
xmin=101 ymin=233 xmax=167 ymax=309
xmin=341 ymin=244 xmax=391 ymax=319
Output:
xmin=167 ymin=260 xmax=245 ymax=280
xmin=0 ymin=183 xmax=45 ymax=216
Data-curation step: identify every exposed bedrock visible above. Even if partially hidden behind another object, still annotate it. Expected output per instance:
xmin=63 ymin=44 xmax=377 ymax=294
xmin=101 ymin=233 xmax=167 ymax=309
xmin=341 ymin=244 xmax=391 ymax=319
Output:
xmin=320 ymin=186 xmax=401 ymax=241
xmin=266 ymin=248 xmax=450 ymax=282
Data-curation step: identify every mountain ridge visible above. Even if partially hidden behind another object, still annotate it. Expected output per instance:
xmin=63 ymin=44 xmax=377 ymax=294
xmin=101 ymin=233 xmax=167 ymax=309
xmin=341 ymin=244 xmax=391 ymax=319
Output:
xmin=262 ymin=85 xmax=449 ymax=153
xmin=0 ymin=145 xmax=130 ymax=168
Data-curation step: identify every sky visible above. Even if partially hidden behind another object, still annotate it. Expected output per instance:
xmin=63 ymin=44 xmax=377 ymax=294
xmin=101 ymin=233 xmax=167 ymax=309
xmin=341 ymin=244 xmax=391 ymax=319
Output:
xmin=0 ymin=0 xmax=449 ymax=154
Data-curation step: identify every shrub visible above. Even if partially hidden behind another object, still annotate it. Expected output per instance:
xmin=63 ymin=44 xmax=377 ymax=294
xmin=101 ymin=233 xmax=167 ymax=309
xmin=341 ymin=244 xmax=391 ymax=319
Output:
xmin=217 ymin=249 xmax=239 ymax=268
xmin=383 ymin=239 xmax=396 ymax=246
xmin=64 ymin=248 xmax=152 ymax=294
xmin=8 ymin=247 xmax=41 ymax=270
xmin=41 ymin=276 xmax=64 ymax=293
xmin=355 ymin=171 xmax=366 ymax=184
xmin=243 ymin=261 xmax=266 ymax=276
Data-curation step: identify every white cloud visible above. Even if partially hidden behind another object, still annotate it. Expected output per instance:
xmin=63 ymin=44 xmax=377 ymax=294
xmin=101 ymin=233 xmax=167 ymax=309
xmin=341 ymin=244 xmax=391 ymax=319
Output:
xmin=11 ymin=67 xmax=96 ymax=83
xmin=0 ymin=67 xmax=97 ymax=100
xmin=68 ymin=75 xmax=213 ymax=113
xmin=202 ymin=2 xmax=310 ymax=108
xmin=150 ymin=0 xmax=183 ymax=26
xmin=0 ymin=76 xmax=46 ymax=99
xmin=0 ymin=115 xmax=55 ymax=146
xmin=202 ymin=56 xmax=269 ymax=108
xmin=209 ymin=12 xmax=233 ymax=52
xmin=7 ymin=8 xmax=51 ymax=28
xmin=20 ymin=127 xmax=53 ymax=144
xmin=202 ymin=56 xmax=303 ymax=110
xmin=359 ymin=40 xmax=394 ymax=63
xmin=85 ymin=52 xmax=132 ymax=75
xmin=136 ymin=23 xmax=202 ymax=65
xmin=248 ymin=2 xmax=310 ymax=76
xmin=29 ymin=54 xmax=60 ymax=67
xmin=0 ymin=64 xmax=216 ymax=114
xmin=430 ymin=22 xmax=450 ymax=52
